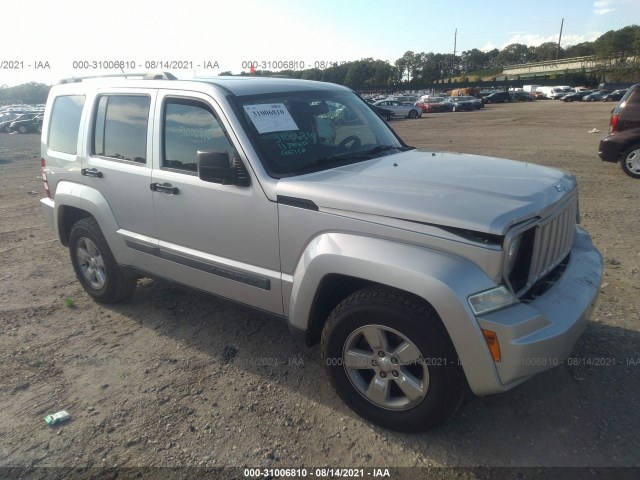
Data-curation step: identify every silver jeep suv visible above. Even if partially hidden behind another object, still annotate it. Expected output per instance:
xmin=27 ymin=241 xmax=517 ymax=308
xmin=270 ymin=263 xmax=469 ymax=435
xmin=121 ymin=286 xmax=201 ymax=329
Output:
xmin=40 ymin=73 xmax=602 ymax=432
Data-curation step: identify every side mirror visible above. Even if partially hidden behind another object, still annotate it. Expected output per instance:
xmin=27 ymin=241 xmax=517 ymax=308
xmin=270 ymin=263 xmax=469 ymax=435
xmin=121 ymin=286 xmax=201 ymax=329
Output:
xmin=197 ymin=151 xmax=247 ymax=186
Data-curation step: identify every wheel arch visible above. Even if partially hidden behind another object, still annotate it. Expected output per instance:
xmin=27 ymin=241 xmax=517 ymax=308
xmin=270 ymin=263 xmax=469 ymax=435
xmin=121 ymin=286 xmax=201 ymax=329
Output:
xmin=53 ymin=181 xmax=127 ymax=262
xmin=58 ymin=205 xmax=92 ymax=246
xmin=286 ymin=233 xmax=502 ymax=394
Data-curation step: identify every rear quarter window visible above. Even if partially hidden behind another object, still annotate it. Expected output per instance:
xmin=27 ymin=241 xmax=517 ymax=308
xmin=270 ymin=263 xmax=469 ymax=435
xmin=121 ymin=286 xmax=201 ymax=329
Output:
xmin=621 ymin=85 xmax=639 ymax=105
xmin=48 ymin=95 xmax=85 ymax=154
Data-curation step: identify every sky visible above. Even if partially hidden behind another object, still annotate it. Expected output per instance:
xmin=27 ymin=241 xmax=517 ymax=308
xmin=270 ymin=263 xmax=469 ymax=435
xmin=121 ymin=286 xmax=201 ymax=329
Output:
xmin=1 ymin=0 xmax=638 ymax=87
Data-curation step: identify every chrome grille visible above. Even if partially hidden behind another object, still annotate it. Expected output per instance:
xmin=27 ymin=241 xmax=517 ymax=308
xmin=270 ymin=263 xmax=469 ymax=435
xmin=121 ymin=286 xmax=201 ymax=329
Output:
xmin=529 ymin=195 xmax=577 ymax=285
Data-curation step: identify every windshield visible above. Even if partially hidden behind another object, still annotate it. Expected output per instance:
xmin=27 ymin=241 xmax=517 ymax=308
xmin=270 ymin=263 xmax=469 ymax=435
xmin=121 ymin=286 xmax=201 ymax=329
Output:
xmin=234 ymin=90 xmax=405 ymax=177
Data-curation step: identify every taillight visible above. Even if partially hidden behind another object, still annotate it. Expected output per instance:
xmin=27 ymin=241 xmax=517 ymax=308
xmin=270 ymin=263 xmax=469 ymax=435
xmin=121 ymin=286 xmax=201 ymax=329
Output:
xmin=609 ymin=113 xmax=619 ymax=133
xmin=41 ymin=158 xmax=51 ymax=199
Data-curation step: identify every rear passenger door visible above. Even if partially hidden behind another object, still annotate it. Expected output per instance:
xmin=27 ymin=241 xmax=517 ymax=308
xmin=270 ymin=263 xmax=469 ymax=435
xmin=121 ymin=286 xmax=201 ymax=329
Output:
xmin=83 ymin=90 xmax=157 ymax=239
xmin=147 ymin=91 xmax=282 ymax=315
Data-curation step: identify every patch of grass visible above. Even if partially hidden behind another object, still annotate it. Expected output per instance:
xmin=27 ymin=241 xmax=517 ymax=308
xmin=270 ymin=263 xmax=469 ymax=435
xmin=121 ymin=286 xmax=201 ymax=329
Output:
xmin=64 ymin=297 xmax=75 ymax=308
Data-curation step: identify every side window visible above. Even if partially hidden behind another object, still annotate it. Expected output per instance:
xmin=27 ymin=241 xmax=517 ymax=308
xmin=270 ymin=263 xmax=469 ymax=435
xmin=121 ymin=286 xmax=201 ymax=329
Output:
xmin=92 ymin=95 xmax=150 ymax=163
xmin=49 ymin=95 xmax=85 ymax=154
xmin=163 ymin=98 xmax=234 ymax=173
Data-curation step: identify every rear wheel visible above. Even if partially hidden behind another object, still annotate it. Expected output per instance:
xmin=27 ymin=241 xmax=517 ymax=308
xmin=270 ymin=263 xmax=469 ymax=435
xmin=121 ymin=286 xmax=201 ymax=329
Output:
xmin=321 ymin=287 xmax=466 ymax=432
xmin=408 ymin=110 xmax=419 ymax=119
xmin=621 ymin=144 xmax=640 ymax=179
xmin=69 ymin=217 xmax=136 ymax=303
xmin=18 ymin=125 xmax=28 ymax=134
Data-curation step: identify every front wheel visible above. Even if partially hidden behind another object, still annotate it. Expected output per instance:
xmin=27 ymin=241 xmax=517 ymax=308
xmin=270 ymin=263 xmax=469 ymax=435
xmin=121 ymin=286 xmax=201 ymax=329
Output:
xmin=321 ymin=287 xmax=466 ymax=432
xmin=69 ymin=217 xmax=136 ymax=303
xmin=408 ymin=110 xmax=419 ymax=119
xmin=621 ymin=144 xmax=640 ymax=179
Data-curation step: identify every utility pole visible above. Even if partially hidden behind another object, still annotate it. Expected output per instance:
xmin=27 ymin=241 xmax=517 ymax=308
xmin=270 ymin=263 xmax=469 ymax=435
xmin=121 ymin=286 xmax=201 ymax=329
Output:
xmin=452 ymin=28 xmax=457 ymax=76
xmin=556 ymin=18 xmax=564 ymax=60
xmin=453 ymin=28 xmax=457 ymax=57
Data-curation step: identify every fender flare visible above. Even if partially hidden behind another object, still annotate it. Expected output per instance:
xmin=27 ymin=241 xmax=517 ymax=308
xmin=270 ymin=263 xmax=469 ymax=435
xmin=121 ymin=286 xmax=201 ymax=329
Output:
xmin=54 ymin=181 xmax=133 ymax=264
xmin=287 ymin=233 xmax=503 ymax=394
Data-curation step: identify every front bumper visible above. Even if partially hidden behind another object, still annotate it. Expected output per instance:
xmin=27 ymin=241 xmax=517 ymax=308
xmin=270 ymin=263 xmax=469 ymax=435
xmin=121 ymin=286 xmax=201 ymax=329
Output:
xmin=474 ymin=227 xmax=602 ymax=391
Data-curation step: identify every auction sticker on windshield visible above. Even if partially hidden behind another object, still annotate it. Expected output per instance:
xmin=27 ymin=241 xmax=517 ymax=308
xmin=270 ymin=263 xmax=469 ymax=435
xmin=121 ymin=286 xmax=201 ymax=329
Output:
xmin=244 ymin=103 xmax=299 ymax=134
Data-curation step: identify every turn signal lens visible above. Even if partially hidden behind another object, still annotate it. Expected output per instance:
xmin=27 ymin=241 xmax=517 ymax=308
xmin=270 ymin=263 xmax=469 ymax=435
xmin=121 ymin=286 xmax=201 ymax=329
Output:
xmin=482 ymin=329 xmax=501 ymax=362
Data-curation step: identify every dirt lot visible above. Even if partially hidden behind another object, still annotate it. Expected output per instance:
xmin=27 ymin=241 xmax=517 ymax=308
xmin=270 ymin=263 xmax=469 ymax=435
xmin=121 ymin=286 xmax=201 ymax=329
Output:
xmin=0 ymin=100 xmax=638 ymax=477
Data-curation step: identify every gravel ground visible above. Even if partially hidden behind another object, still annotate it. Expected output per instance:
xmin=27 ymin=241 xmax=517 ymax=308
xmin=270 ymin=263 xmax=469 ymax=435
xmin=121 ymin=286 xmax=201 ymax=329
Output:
xmin=0 ymin=100 xmax=638 ymax=478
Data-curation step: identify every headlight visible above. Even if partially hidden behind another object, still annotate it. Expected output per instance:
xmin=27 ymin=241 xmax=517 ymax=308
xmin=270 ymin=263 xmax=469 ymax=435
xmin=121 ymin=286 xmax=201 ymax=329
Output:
xmin=468 ymin=286 xmax=519 ymax=316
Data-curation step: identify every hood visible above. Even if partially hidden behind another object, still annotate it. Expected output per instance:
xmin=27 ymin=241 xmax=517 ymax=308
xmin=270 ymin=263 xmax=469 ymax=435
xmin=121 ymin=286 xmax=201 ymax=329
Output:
xmin=276 ymin=149 xmax=576 ymax=236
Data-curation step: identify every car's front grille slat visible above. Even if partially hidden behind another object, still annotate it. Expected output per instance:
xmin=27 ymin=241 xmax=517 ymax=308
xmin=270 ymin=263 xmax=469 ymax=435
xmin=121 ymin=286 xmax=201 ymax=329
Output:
xmin=510 ymin=194 xmax=577 ymax=296
xmin=529 ymin=195 xmax=577 ymax=286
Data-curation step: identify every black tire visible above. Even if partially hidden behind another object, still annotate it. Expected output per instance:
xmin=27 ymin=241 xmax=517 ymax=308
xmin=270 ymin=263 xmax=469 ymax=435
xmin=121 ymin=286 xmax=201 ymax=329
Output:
xmin=18 ymin=125 xmax=28 ymax=134
xmin=620 ymin=144 xmax=640 ymax=179
xmin=408 ymin=109 xmax=419 ymax=119
xmin=321 ymin=286 xmax=466 ymax=432
xmin=69 ymin=217 xmax=136 ymax=303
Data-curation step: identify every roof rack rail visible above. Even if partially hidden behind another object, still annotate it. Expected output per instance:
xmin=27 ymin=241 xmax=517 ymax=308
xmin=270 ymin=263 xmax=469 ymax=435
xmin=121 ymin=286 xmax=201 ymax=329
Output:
xmin=59 ymin=72 xmax=178 ymax=84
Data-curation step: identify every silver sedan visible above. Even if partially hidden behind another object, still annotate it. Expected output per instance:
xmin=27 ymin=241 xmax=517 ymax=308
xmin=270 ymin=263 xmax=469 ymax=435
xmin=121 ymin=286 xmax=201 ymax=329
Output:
xmin=372 ymin=100 xmax=422 ymax=119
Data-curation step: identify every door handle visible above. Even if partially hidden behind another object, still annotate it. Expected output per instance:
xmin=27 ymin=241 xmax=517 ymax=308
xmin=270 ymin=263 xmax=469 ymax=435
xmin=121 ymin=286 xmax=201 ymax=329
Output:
xmin=81 ymin=168 xmax=103 ymax=178
xmin=150 ymin=182 xmax=179 ymax=195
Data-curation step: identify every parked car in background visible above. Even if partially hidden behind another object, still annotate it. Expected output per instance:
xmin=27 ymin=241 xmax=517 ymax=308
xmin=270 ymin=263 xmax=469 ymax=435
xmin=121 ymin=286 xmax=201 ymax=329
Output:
xmin=373 ymin=100 xmax=422 ymax=118
xmin=385 ymin=95 xmax=419 ymax=103
xmin=442 ymin=96 xmax=475 ymax=112
xmin=602 ymin=89 xmax=628 ymax=102
xmin=0 ymin=112 xmax=22 ymax=130
xmin=582 ymin=90 xmax=611 ymax=102
xmin=9 ymin=114 xmax=43 ymax=134
xmin=416 ymin=97 xmax=446 ymax=113
xmin=533 ymin=91 xmax=549 ymax=100
xmin=549 ymin=90 xmax=568 ymax=100
xmin=371 ymin=104 xmax=394 ymax=121
xmin=459 ymin=95 xmax=483 ymax=109
xmin=562 ymin=90 xmax=593 ymax=102
xmin=511 ymin=91 xmax=534 ymax=102
xmin=599 ymin=84 xmax=640 ymax=178
xmin=483 ymin=91 xmax=512 ymax=104
xmin=1 ymin=112 xmax=40 ymax=133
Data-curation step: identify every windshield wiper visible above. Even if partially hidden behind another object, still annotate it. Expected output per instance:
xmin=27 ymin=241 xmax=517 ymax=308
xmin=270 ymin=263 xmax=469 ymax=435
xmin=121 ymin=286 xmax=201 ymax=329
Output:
xmin=318 ymin=144 xmax=401 ymax=162
xmin=287 ymin=145 xmax=403 ymax=175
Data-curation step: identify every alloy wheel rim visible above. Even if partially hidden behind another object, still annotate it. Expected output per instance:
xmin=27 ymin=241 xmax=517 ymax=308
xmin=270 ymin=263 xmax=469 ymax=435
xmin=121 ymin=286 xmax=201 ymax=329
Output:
xmin=625 ymin=149 xmax=640 ymax=174
xmin=76 ymin=237 xmax=106 ymax=289
xmin=342 ymin=324 xmax=429 ymax=411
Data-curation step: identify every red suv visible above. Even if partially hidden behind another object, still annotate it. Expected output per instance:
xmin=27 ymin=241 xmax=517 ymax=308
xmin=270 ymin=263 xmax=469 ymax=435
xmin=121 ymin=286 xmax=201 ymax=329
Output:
xmin=599 ymin=84 xmax=640 ymax=178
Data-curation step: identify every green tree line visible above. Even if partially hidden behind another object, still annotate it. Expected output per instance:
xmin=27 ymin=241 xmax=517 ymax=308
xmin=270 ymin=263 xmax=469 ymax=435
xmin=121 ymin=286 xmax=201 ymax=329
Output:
xmin=253 ymin=24 xmax=640 ymax=90
xmin=2 ymin=24 xmax=638 ymax=102
xmin=0 ymin=82 xmax=50 ymax=106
